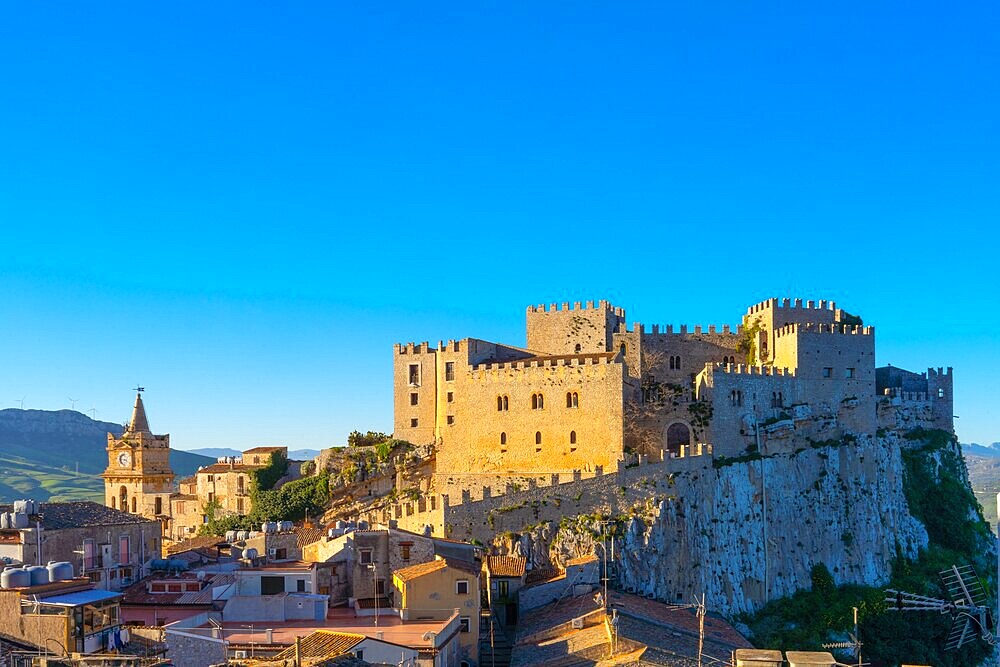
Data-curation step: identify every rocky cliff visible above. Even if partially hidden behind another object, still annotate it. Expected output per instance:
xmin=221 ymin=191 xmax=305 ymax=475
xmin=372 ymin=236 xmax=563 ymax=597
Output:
xmin=610 ymin=433 xmax=927 ymax=614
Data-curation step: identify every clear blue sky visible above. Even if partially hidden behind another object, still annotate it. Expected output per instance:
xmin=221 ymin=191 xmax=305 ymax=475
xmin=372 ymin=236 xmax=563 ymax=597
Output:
xmin=1 ymin=3 xmax=997 ymax=449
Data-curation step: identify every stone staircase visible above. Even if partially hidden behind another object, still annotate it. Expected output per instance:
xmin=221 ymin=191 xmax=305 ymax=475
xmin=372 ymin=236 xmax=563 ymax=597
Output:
xmin=479 ymin=609 xmax=513 ymax=667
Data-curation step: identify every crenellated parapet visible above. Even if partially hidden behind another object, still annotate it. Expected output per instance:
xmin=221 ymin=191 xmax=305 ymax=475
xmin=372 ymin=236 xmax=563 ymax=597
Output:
xmin=774 ymin=323 xmax=874 ymax=337
xmin=746 ymin=297 xmax=841 ymax=316
xmin=526 ymin=299 xmax=626 ymax=318
xmin=709 ymin=362 xmax=796 ymax=377
xmin=394 ymin=341 xmax=435 ymax=355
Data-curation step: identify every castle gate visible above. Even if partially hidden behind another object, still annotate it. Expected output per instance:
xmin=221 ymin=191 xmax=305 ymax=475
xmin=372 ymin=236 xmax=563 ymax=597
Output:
xmin=665 ymin=422 xmax=691 ymax=457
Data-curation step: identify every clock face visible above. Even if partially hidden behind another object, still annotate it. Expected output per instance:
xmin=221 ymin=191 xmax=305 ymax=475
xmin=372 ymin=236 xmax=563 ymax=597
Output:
xmin=118 ymin=452 xmax=132 ymax=467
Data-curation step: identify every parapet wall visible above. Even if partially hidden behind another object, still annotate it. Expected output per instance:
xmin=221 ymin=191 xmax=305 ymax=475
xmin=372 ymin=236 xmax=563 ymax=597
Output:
xmin=746 ymin=297 xmax=841 ymax=316
xmin=470 ymin=354 xmax=620 ymax=373
xmin=395 ymin=342 xmax=435 ymax=355
xmin=774 ymin=323 xmax=874 ymax=337
xmin=526 ymin=300 xmax=626 ymax=318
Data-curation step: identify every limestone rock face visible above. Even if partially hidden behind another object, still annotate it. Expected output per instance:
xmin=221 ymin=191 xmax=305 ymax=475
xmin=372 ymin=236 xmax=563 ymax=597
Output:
xmin=613 ymin=434 xmax=927 ymax=614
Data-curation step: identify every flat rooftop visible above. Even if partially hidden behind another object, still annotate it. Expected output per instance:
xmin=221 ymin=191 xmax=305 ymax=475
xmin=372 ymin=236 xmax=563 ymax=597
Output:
xmin=204 ymin=607 xmax=452 ymax=648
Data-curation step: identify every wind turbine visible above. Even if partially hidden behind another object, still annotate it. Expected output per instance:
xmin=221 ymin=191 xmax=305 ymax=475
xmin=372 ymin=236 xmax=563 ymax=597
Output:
xmin=68 ymin=397 xmax=78 ymax=410
xmin=88 ymin=406 xmax=98 ymax=420
xmin=15 ymin=396 xmax=25 ymax=409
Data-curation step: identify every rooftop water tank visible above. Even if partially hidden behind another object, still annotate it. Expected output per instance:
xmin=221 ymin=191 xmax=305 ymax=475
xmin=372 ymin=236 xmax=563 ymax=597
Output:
xmin=225 ymin=531 xmax=237 ymax=543
xmin=25 ymin=565 xmax=49 ymax=586
xmin=236 ymin=531 xmax=249 ymax=541
xmin=1 ymin=568 xmax=30 ymax=588
xmin=279 ymin=521 xmax=293 ymax=532
xmin=46 ymin=562 xmax=74 ymax=582
xmin=10 ymin=513 xmax=28 ymax=529
xmin=262 ymin=522 xmax=276 ymax=534
xmin=150 ymin=559 xmax=170 ymax=571
xmin=0 ymin=513 xmax=10 ymax=530
xmin=243 ymin=548 xmax=258 ymax=560
xmin=230 ymin=546 xmax=243 ymax=559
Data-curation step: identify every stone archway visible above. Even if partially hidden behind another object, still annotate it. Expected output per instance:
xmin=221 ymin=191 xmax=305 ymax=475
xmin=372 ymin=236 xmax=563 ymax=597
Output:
xmin=665 ymin=422 xmax=692 ymax=457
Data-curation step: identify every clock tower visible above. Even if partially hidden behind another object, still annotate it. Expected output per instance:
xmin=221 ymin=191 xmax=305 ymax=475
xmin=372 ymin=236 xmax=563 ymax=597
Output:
xmin=102 ymin=391 xmax=175 ymax=524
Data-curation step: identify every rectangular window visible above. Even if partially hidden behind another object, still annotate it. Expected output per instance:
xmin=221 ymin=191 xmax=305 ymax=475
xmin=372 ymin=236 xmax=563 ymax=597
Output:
xmin=261 ymin=575 xmax=285 ymax=596
xmin=208 ymin=492 xmax=214 ymax=503
xmin=456 ymin=579 xmax=469 ymax=595
xmin=275 ymin=548 xmax=287 ymax=560
xmin=447 ymin=391 xmax=454 ymax=403
xmin=459 ymin=617 xmax=471 ymax=633
xmin=237 ymin=497 xmax=244 ymax=513
xmin=846 ymin=367 xmax=856 ymax=378
xmin=410 ymin=392 xmax=418 ymax=406
xmin=359 ymin=548 xmax=373 ymax=565
xmin=296 ymin=579 xmax=306 ymax=592
xmin=410 ymin=418 xmax=418 ymax=428
xmin=822 ymin=367 xmax=833 ymax=378
xmin=408 ymin=364 xmax=420 ymax=386
xmin=83 ymin=539 xmax=96 ymax=570
xmin=445 ymin=362 xmax=455 ymax=381
xmin=151 ymin=583 xmax=166 ymax=592
xmin=447 ymin=415 xmax=455 ymax=425
xmin=400 ymin=543 xmax=412 ymax=561
xmin=375 ymin=578 xmax=385 ymax=595
xmin=119 ymin=535 xmax=130 ymax=566
xmin=498 ymin=580 xmax=509 ymax=598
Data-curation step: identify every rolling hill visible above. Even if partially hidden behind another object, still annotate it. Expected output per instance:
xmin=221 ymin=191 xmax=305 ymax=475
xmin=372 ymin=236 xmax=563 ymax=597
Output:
xmin=0 ymin=408 xmax=214 ymax=503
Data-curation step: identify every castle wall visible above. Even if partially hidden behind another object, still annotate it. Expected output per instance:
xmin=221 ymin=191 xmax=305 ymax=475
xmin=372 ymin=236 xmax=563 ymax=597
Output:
xmin=638 ymin=327 xmax=742 ymax=400
xmin=393 ymin=342 xmax=440 ymax=445
xmin=744 ymin=298 xmax=843 ymax=364
xmin=526 ymin=301 xmax=625 ymax=355
xmin=700 ymin=365 xmax=798 ymax=457
xmin=435 ymin=355 xmax=626 ymax=478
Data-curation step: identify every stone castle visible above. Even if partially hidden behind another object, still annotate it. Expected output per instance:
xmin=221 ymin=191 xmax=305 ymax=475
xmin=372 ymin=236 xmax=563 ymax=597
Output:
xmin=384 ymin=298 xmax=952 ymax=534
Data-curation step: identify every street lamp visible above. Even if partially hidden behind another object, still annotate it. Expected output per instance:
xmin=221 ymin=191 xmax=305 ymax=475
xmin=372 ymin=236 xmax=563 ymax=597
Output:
xmin=241 ymin=624 xmax=255 ymax=658
xmin=368 ymin=562 xmax=379 ymax=628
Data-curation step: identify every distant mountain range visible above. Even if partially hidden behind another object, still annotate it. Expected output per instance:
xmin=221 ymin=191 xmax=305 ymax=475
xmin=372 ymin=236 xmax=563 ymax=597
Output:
xmin=0 ymin=409 xmax=215 ymax=503
xmin=961 ymin=441 xmax=1000 ymax=529
xmin=962 ymin=441 xmax=1000 ymax=457
xmin=183 ymin=447 xmax=322 ymax=461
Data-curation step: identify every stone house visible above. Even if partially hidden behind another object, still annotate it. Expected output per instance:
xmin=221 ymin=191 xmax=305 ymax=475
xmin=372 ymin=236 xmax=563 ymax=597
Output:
xmin=0 ymin=501 xmax=160 ymax=592
xmin=483 ymin=555 xmax=527 ymax=627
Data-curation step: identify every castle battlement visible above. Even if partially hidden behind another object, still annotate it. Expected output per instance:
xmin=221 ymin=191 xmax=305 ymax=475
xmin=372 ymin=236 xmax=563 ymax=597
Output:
xmin=710 ymin=363 xmax=796 ymax=377
xmin=395 ymin=341 xmax=435 ymax=354
xmin=471 ymin=353 xmax=619 ymax=374
xmin=526 ymin=300 xmax=625 ymax=317
xmin=633 ymin=323 xmax=742 ymax=336
xmin=746 ymin=297 xmax=840 ymax=315
xmin=774 ymin=323 xmax=874 ymax=337
xmin=927 ymin=367 xmax=953 ymax=378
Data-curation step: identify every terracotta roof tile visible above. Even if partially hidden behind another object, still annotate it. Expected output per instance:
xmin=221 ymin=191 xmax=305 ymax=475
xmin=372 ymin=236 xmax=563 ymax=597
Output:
xmin=566 ymin=554 xmax=598 ymax=567
xmin=269 ymin=631 xmax=365 ymax=660
xmin=166 ymin=536 xmax=225 ymax=554
xmin=486 ymin=555 xmax=527 ymax=578
xmin=394 ymin=559 xmax=447 ymax=581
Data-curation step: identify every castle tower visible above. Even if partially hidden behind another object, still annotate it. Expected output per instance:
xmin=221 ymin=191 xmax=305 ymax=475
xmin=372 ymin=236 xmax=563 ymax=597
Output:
xmin=102 ymin=391 xmax=175 ymax=524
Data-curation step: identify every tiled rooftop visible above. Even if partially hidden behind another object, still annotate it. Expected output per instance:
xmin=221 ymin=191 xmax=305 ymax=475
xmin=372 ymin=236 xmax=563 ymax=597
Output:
xmin=486 ymin=555 xmax=527 ymax=578
xmin=0 ymin=501 xmax=157 ymax=529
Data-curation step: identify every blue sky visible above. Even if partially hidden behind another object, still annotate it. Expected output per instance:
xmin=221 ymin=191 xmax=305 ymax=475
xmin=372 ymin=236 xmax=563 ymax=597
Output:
xmin=0 ymin=2 xmax=997 ymax=449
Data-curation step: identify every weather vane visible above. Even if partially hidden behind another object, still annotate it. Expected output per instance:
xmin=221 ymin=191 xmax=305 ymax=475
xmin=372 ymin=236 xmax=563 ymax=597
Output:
xmin=133 ymin=385 xmax=145 ymax=394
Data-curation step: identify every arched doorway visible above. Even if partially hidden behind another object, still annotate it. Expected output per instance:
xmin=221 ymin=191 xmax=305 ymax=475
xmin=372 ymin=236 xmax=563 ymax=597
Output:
xmin=665 ymin=422 xmax=691 ymax=457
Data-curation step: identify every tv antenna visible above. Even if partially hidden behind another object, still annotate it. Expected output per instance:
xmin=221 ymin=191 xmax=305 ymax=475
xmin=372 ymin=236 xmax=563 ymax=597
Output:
xmin=885 ymin=564 xmax=996 ymax=651
xmin=822 ymin=606 xmax=863 ymax=666
xmin=68 ymin=397 xmax=77 ymax=410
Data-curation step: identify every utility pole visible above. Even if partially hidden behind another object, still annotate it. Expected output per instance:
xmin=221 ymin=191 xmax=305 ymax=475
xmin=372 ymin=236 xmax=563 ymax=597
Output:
xmin=754 ymin=410 xmax=768 ymax=603
xmin=697 ymin=593 xmax=705 ymax=666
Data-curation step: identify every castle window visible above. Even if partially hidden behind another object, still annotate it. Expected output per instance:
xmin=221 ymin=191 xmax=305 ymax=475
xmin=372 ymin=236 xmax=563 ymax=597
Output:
xmin=497 ymin=395 xmax=509 ymax=411
xmin=822 ymin=367 xmax=833 ymax=378
xmin=532 ymin=393 xmax=544 ymax=410
xmin=535 ymin=432 xmax=542 ymax=445
xmin=845 ymin=367 xmax=856 ymax=379
xmin=620 ymin=343 xmax=626 ymax=356
xmin=445 ymin=362 xmax=455 ymax=381
xmin=111 ymin=497 xmax=116 ymax=509
xmin=570 ymin=431 xmax=577 ymax=445
xmin=447 ymin=415 xmax=455 ymax=425
xmin=574 ymin=343 xmax=581 ymax=353
xmin=237 ymin=497 xmax=244 ymax=513
xmin=154 ymin=497 xmax=162 ymax=515
xmin=408 ymin=364 xmax=420 ymax=386
xmin=131 ymin=497 xmax=137 ymax=513
xmin=410 ymin=393 xmax=418 ymax=406
xmin=777 ymin=392 xmax=783 ymax=405
xmin=410 ymin=418 xmax=418 ymax=427
xmin=500 ymin=432 xmax=507 ymax=445
xmin=566 ymin=392 xmax=578 ymax=408
xmin=447 ymin=391 xmax=454 ymax=403
xmin=938 ymin=388 xmax=945 ymax=398
xmin=669 ymin=355 xmax=681 ymax=370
